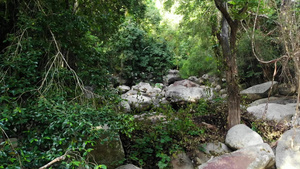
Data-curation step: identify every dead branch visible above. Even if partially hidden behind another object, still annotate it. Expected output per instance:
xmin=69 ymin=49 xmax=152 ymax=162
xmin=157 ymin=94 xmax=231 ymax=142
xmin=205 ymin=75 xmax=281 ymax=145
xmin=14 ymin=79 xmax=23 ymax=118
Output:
xmin=39 ymin=151 xmax=68 ymax=169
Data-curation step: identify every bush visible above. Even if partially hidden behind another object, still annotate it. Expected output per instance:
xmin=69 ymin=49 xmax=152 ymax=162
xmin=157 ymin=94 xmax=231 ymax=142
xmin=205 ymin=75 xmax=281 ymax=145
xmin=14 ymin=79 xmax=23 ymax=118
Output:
xmin=180 ymin=52 xmax=217 ymax=78
xmin=124 ymin=102 xmax=207 ymax=168
xmin=0 ymin=96 xmax=135 ymax=168
xmin=110 ymin=20 xmax=173 ymax=85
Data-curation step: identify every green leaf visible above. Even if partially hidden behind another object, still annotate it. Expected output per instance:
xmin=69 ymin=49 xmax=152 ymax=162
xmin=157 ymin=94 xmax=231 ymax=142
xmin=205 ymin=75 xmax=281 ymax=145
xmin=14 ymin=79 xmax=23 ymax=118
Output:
xmin=228 ymin=1 xmax=236 ymax=5
xmin=95 ymin=165 xmax=107 ymax=169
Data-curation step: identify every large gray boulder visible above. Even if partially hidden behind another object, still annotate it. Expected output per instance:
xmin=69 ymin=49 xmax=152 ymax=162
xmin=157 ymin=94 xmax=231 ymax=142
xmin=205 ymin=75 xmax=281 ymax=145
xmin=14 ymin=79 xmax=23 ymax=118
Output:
xmin=198 ymin=143 xmax=275 ymax=169
xmin=120 ymin=82 xmax=166 ymax=112
xmin=240 ymin=81 xmax=278 ymax=101
xmin=276 ymin=128 xmax=300 ymax=169
xmin=121 ymin=94 xmax=152 ymax=111
xmin=115 ymin=164 xmax=141 ymax=169
xmin=132 ymin=82 xmax=153 ymax=93
xmin=249 ymin=96 xmax=297 ymax=107
xmin=165 ymin=80 xmax=213 ymax=102
xmin=247 ymin=103 xmax=296 ymax=123
xmin=225 ymin=124 xmax=263 ymax=150
xmin=131 ymin=82 xmax=164 ymax=98
xmin=117 ymin=85 xmax=131 ymax=94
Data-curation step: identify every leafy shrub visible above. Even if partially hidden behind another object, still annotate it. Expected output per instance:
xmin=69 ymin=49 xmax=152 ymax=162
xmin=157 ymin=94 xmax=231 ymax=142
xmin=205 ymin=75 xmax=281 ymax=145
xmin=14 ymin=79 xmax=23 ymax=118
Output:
xmin=180 ymin=52 xmax=217 ymax=78
xmin=124 ymin=102 xmax=207 ymax=168
xmin=0 ymin=96 xmax=135 ymax=168
xmin=110 ymin=20 xmax=173 ymax=85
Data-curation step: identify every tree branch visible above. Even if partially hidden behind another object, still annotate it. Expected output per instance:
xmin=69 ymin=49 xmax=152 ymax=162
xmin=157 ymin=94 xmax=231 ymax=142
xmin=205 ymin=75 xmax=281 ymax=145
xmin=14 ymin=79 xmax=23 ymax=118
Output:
xmin=214 ymin=0 xmax=234 ymax=27
xmin=39 ymin=152 xmax=68 ymax=169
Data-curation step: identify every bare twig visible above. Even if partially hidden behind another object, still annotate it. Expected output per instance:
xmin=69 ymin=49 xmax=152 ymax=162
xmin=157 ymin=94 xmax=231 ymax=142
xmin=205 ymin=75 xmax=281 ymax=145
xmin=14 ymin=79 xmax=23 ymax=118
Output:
xmin=39 ymin=151 xmax=69 ymax=169
xmin=37 ymin=28 xmax=100 ymax=99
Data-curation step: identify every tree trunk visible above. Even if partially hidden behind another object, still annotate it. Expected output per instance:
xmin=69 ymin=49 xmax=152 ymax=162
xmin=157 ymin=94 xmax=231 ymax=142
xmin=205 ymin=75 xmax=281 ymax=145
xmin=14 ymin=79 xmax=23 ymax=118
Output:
xmin=219 ymin=16 xmax=241 ymax=129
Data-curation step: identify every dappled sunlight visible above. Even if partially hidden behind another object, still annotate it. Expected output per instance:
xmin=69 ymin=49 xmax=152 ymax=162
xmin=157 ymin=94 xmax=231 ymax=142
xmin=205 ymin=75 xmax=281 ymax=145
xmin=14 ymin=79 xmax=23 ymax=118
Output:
xmin=155 ymin=0 xmax=183 ymax=28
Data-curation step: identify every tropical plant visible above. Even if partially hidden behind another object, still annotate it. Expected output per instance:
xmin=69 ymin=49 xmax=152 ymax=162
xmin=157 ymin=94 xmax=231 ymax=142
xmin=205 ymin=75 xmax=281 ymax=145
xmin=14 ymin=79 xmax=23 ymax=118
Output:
xmin=110 ymin=19 xmax=173 ymax=85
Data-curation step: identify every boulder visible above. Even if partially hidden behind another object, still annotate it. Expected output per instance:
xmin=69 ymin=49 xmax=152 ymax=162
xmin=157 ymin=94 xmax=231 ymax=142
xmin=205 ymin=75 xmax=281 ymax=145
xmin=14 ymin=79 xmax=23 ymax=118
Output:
xmin=173 ymin=79 xmax=200 ymax=87
xmin=198 ymin=143 xmax=275 ymax=169
xmin=278 ymin=83 xmax=297 ymax=96
xmin=225 ymin=124 xmax=263 ymax=150
xmin=189 ymin=149 xmax=211 ymax=166
xmin=247 ymin=103 xmax=296 ymax=123
xmin=117 ymin=85 xmax=131 ymax=94
xmin=202 ymin=74 xmax=210 ymax=80
xmin=88 ymin=132 xmax=125 ymax=169
xmin=121 ymin=94 xmax=152 ymax=111
xmin=240 ymin=81 xmax=278 ymax=101
xmin=131 ymin=82 xmax=163 ymax=98
xmin=164 ymin=69 xmax=183 ymax=85
xmin=119 ymin=100 xmax=131 ymax=113
xmin=215 ymin=85 xmax=221 ymax=92
xmin=249 ymin=96 xmax=297 ymax=107
xmin=152 ymin=97 xmax=169 ymax=108
xmin=219 ymin=89 xmax=226 ymax=95
xmin=165 ymin=80 xmax=213 ymax=102
xmin=124 ymin=89 xmax=138 ymax=96
xmin=197 ymin=77 xmax=204 ymax=85
xmin=188 ymin=76 xmax=199 ymax=82
xmin=132 ymin=82 xmax=153 ymax=93
xmin=200 ymin=142 xmax=231 ymax=156
xmin=115 ymin=164 xmax=141 ymax=169
xmin=171 ymin=152 xmax=194 ymax=169
xmin=276 ymin=128 xmax=300 ymax=169
xmin=145 ymin=87 xmax=162 ymax=98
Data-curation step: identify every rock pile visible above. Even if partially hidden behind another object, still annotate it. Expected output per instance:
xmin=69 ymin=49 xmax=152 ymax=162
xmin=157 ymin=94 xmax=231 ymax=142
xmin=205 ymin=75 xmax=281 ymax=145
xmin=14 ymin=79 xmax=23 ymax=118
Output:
xmin=118 ymin=71 xmax=225 ymax=114
xmin=111 ymin=70 xmax=299 ymax=168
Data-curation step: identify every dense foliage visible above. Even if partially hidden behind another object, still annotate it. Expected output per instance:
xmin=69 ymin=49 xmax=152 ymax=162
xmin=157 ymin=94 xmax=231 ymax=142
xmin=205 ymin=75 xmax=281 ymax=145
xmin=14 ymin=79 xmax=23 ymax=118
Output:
xmin=110 ymin=20 xmax=173 ymax=85
xmin=0 ymin=0 xmax=299 ymax=168
xmin=0 ymin=0 xmax=145 ymax=168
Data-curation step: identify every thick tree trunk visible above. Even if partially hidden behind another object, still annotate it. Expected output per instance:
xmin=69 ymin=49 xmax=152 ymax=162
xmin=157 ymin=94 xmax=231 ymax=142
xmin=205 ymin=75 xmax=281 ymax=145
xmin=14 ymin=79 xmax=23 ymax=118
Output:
xmin=219 ymin=17 xmax=241 ymax=129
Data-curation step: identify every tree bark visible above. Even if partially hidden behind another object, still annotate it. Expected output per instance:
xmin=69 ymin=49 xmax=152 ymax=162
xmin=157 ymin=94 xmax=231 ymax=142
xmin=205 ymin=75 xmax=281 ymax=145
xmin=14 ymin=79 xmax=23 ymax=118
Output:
xmin=214 ymin=0 xmax=241 ymax=129
xmin=220 ymin=17 xmax=241 ymax=129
